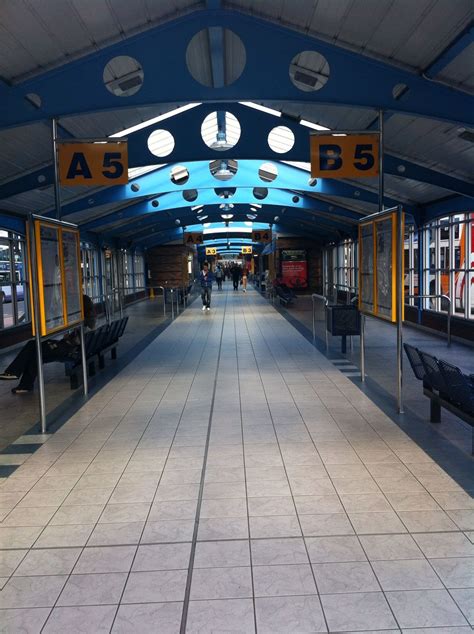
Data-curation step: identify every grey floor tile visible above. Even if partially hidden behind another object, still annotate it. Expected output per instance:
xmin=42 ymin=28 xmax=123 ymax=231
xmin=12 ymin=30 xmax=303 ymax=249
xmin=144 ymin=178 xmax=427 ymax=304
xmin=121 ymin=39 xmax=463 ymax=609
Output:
xmin=0 ymin=526 xmax=43 ymax=550
xmin=249 ymin=515 xmax=302 ymax=538
xmin=247 ymin=496 xmax=295 ymax=517
xmin=50 ymin=504 xmax=104 ymax=525
xmin=197 ymin=517 xmax=249 ymax=540
xmin=42 ymin=605 xmax=117 ymax=633
xmin=306 ymin=535 xmax=367 ymax=563
xmin=255 ymin=595 xmax=327 ymax=633
xmin=359 ymin=534 xmax=424 ymax=560
xmin=294 ymin=495 xmax=344 ymax=515
xmin=386 ymin=589 xmax=468 ymax=628
xmin=148 ymin=499 xmax=198 ymax=521
xmin=87 ymin=521 xmax=144 ymax=546
xmin=14 ymin=548 xmax=81 ymax=577
xmin=251 ymin=537 xmax=309 ymax=566
xmin=132 ymin=543 xmax=192 ymax=571
xmin=372 ymin=559 xmax=444 ymax=590
xmin=450 ymin=588 xmax=474 ymax=625
xmin=320 ymin=592 xmax=397 ymax=631
xmin=194 ymin=540 xmax=250 ymax=568
xmin=0 ymin=575 xmax=67 ymax=608
xmin=0 ymin=607 xmax=51 ymax=633
xmin=122 ymin=570 xmax=187 ymax=603
xmin=190 ymin=566 xmax=253 ymax=600
xmin=299 ymin=513 xmax=354 ymax=537
xmin=413 ymin=532 xmax=474 ymax=558
xmin=185 ymin=598 xmax=255 ymax=633
xmin=34 ymin=525 xmax=94 ymax=548
xmin=112 ymin=602 xmax=183 ymax=633
xmin=57 ymin=572 xmax=126 ymax=606
xmin=0 ymin=549 xmax=28 ymax=576
xmin=313 ymin=561 xmax=380 ymax=594
xmin=349 ymin=511 xmax=407 ymax=534
xmin=73 ymin=545 xmax=136 ymax=574
xmin=429 ymin=558 xmax=474 ymax=588
xmin=253 ymin=563 xmax=316 ymax=597
xmin=398 ymin=510 xmax=459 ymax=532
xmin=98 ymin=503 xmax=151 ymax=523
xmin=141 ymin=520 xmax=194 ymax=543
xmin=200 ymin=498 xmax=248 ymax=519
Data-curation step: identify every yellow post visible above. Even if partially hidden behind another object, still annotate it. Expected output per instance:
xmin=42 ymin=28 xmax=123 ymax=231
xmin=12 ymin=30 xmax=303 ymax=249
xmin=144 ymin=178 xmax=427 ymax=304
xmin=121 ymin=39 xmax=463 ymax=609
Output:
xmin=150 ymin=287 xmax=155 ymax=299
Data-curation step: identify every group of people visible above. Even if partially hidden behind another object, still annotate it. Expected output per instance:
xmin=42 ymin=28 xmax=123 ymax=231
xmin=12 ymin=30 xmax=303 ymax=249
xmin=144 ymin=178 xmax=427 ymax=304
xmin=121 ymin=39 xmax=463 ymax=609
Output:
xmin=200 ymin=262 xmax=250 ymax=310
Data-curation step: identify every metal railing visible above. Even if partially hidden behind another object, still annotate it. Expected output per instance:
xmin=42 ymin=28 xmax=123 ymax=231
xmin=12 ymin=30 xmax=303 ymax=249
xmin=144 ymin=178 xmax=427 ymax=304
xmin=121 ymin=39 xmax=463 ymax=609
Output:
xmin=311 ymin=293 xmax=329 ymax=350
xmin=406 ymin=293 xmax=452 ymax=346
xmin=332 ymin=283 xmax=358 ymax=305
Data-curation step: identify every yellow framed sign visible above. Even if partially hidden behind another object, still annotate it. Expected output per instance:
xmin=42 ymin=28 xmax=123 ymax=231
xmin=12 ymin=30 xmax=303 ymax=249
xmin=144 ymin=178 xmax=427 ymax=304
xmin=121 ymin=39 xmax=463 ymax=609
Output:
xmin=252 ymin=230 xmax=272 ymax=243
xmin=241 ymin=246 xmax=253 ymax=254
xmin=30 ymin=220 xmax=84 ymax=336
xmin=58 ymin=141 xmax=128 ymax=186
xmin=358 ymin=210 xmax=404 ymax=323
xmin=205 ymin=247 xmax=217 ymax=256
xmin=184 ymin=232 xmax=204 ymax=246
xmin=310 ymin=133 xmax=379 ymax=179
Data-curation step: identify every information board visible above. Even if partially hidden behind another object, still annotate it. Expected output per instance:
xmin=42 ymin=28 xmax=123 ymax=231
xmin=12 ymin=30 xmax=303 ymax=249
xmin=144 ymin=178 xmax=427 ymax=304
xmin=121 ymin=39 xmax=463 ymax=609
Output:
xmin=32 ymin=220 xmax=84 ymax=336
xmin=205 ymin=247 xmax=217 ymax=256
xmin=252 ymin=230 xmax=272 ymax=243
xmin=241 ymin=246 xmax=253 ymax=254
xmin=358 ymin=210 xmax=403 ymax=322
xmin=310 ymin=133 xmax=379 ymax=179
xmin=184 ymin=232 xmax=203 ymax=246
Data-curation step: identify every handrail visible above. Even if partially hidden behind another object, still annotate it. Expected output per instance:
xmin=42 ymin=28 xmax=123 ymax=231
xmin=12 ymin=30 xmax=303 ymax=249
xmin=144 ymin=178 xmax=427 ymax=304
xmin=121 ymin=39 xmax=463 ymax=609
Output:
xmin=406 ymin=293 xmax=452 ymax=346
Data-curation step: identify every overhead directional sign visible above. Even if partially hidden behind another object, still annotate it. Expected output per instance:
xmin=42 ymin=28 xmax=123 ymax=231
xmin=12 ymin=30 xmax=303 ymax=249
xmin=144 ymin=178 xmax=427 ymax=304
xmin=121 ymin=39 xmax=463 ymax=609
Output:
xmin=184 ymin=232 xmax=203 ymax=246
xmin=205 ymin=247 xmax=217 ymax=256
xmin=252 ymin=230 xmax=272 ymax=243
xmin=241 ymin=246 xmax=253 ymax=254
xmin=58 ymin=140 xmax=128 ymax=186
xmin=310 ymin=133 xmax=379 ymax=179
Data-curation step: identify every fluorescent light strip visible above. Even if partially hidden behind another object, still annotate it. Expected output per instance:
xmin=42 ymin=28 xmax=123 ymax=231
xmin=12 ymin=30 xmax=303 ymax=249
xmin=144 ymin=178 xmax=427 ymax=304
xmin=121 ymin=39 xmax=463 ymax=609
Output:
xmin=300 ymin=119 xmax=330 ymax=131
xmin=239 ymin=102 xmax=281 ymax=117
xmin=111 ymin=103 xmax=202 ymax=137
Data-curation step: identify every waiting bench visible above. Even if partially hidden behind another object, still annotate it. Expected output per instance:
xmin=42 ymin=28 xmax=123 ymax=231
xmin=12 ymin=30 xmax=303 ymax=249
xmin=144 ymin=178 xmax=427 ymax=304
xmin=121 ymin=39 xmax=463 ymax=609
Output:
xmin=404 ymin=343 xmax=474 ymax=453
xmin=65 ymin=316 xmax=129 ymax=389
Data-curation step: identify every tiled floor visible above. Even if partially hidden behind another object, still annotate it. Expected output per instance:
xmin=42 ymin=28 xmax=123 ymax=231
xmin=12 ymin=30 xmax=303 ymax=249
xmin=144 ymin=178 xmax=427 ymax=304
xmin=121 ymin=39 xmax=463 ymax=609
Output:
xmin=0 ymin=286 xmax=473 ymax=632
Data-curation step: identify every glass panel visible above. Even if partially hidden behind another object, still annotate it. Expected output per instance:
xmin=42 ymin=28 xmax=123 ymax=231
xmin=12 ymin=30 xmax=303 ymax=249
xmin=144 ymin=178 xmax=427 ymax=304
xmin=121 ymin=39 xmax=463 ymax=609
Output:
xmin=39 ymin=224 xmax=64 ymax=332
xmin=375 ymin=217 xmax=393 ymax=319
xmin=360 ymin=224 xmax=374 ymax=313
xmin=63 ymin=230 xmax=82 ymax=323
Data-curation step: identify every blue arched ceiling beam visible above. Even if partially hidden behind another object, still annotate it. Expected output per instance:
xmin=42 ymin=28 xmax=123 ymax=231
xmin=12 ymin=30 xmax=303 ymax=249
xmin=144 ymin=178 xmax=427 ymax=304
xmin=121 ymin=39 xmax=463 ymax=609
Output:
xmin=1 ymin=102 xmax=472 ymax=201
xmin=424 ymin=23 xmax=474 ymax=78
xmin=0 ymin=10 xmax=472 ymax=131
xmin=57 ymin=160 xmax=410 ymax=220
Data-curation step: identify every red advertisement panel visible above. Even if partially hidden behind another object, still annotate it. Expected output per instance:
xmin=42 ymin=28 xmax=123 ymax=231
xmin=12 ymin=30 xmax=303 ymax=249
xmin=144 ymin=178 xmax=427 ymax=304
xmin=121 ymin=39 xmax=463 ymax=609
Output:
xmin=281 ymin=260 xmax=308 ymax=289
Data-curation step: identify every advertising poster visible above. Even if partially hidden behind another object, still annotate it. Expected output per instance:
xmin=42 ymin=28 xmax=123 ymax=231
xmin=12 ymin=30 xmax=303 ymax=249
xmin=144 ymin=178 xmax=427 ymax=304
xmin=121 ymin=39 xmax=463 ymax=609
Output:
xmin=281 ymin=250 xmax=308 ymax=289
xmin=39 ymin=224 xmax=65 ymax=332
xmin=376 ymin=217 xmax=393 ymax=319
xmin=359 ymin=223 xmax=374 ymax=314
xmin=62 ymin=229 xmax=82 ymax=323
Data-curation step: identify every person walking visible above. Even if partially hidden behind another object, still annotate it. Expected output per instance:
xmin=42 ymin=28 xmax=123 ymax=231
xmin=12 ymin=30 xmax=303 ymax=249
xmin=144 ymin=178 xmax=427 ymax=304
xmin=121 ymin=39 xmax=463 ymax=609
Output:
xmin=242 ymin=266 xmax=248 ymax=293
xmin=200 ymin=261 xmax=214 ymax=311
xmin=215 ymin=264 xmax=223 ymax=290
xmin=231 ymin=264 xmax=241 ymax=291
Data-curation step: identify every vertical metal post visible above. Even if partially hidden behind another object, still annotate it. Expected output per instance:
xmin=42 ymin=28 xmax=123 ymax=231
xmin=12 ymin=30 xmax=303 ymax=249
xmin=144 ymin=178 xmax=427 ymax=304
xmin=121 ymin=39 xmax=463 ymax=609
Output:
xmin=28 ymin=217 xmax=47 ymax=432
xmin=379 ymin=109 xmax=384 ymax=213
xmin=51 ymin=118 xmax=62 ymax=220
xmin=360 ymin=313 xmax=365 ymax=382
xmin=396 ymin=205 xmax=404 ymax=414
xmin=79 ymin=323 xmax=88 ymax=396
xmin=447 ymin=298 xmax=452 ymax=347
xmin=312 ymin=296 xmax=316 ymax=342
xmin=448 ymin=221 xmax=454 ymax=346
xmin=8 ymin=240 xmax=19 ymax=326
xmin=171 ymin=289 xmax=175 ymax=319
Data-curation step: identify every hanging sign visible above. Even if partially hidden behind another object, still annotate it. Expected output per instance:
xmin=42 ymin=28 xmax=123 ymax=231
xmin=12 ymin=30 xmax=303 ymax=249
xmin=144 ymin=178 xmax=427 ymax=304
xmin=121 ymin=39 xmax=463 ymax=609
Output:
xmin=241 ymin=246 xmax=253 ymax=254
xmin=205 ymin=247 xmax=217 ymax=256
xmin=184 ymin=232 xmax=204 ymax=246
xmin=252 ymin=230 xmax=272 ymax=243
xmin=310 ymin=133 xmax=379 ymax=179
xmin=58 ymin=140 xmax=129 ymax=186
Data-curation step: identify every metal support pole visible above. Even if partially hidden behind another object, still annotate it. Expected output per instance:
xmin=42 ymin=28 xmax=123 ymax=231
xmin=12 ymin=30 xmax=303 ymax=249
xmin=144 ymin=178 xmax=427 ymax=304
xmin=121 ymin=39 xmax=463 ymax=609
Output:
xmin=79 ymin=323 xmax=88 ymax=397
xmin=51 ymin=118 xmax=62 ymax=220
xmin=360 ymin=313 xmax=365 ymax=382
xmin=396 ymin=205 xmax=404 ymax=414
xmin=28 ymin=217 xmax=47 ymax=432
xmin=171 ymin=289 xmax=175 ymax=319
xmin=379 ymin=109 xmax=384 ymax=213
xmin=312 ymin=297 xmax=316 ymax=342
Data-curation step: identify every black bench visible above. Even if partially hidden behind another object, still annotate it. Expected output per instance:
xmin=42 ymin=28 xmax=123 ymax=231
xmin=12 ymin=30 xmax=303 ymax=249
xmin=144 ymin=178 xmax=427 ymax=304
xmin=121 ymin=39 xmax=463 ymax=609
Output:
xmin=404 ymin=343 xmax=474 ymax=453
xmin=275 ymin=286 xmax=294 ymax=306
xmin=65 ymin=316 xmax=129 ymax=389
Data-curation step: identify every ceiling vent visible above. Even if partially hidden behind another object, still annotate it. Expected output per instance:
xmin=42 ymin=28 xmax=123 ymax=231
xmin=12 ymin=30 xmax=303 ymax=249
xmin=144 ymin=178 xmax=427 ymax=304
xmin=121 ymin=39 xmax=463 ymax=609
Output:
xmin=290 ymin=63 xmax=328 ymax=90
xmin=106 ymin=70 xmax=143 ymax=97
xmin=459 ymin=130 xmax=474 ymax=143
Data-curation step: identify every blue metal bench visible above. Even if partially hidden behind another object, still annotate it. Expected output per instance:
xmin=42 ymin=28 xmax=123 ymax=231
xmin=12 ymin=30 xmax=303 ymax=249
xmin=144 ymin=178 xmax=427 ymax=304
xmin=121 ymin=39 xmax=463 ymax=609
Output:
xmin=404 ymin=343 xmax=474 ymax=453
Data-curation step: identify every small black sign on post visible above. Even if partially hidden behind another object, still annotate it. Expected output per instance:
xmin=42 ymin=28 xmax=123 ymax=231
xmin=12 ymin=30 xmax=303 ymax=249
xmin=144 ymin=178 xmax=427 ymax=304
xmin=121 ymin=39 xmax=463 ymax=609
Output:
xmin=326 ymin=305 xmax=361 ymax=353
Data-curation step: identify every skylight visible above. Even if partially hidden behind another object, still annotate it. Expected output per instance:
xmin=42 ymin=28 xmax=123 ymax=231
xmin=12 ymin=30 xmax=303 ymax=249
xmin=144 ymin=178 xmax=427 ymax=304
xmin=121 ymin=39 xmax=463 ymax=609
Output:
xmin=128 ymin=165 xmax=163 ymax=179
xmin=111 ymin=103 xmax=201 ymax=137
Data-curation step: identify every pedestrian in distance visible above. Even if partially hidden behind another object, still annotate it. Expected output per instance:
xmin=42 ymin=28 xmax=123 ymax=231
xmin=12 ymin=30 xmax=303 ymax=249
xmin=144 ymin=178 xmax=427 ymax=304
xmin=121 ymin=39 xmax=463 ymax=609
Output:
xmin=200 ymin=261 xmax=214 ymax=311
xmin=242 ymin=266 xmax=249 ymax=293
xmin=231 ymin=264 xmax=241 ymax=291
xmin=215 ymin=264 xmax=223 ymax=290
